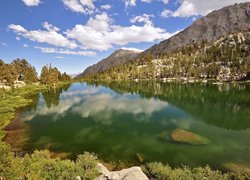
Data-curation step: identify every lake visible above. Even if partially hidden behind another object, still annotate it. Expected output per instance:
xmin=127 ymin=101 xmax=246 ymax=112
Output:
xmin=4 ymin=81 xmax=250 ymax=171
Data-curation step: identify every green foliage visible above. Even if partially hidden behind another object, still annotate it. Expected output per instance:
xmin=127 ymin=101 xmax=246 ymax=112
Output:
xmin=60 ymin=72 xmax=71 ymax=82
xmin=23 ymin=66 xmax=38 ymax=84
xmin=144 ymin=162 xmax=249 ymax=180
xmin=41 ymin=64 xmax=71 ymax=87
xmin=11 ymin=59 xmax=38 ymax=83
xmin=0 ymin=63 xmax=15 ymax=86
xmin=0 ymin=146 xmax=99 ymax=180
xmin=76 ymin=152 xmax=100 ymax=179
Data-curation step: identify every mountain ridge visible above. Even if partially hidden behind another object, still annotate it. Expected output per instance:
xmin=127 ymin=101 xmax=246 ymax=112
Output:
xmin=77 ymin=49 xmax=140 ymax=78
xmin=78 ymin=2 xmax=250 ymax=79
xmin=143 ymin=2 xmax=250 ymax=56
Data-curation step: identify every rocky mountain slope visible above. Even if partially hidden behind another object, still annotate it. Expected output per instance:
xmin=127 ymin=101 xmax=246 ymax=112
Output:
xmin=78 ymin=2 xmax=250 ymax=80
xmin=77 ymin=49 xmax=140 ymax=78
xmin=143 ymin=2 xmax=250 ymax=56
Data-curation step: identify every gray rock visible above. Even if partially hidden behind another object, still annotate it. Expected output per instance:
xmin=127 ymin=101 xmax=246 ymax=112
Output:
xmin=144 ymin=2 xmax=250 ymax=56
xmin=95 ymin=163 xmax=148 ymax=180
xmin=75 ymin=176 xmax=81 ymax=180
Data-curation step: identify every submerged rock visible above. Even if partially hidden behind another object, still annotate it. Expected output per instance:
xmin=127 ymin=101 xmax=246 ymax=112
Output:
xmin=170 ymin=129 xmax=209 ymax=145
xmin=135 ymin=153 xmax=144 ymax=163
xmin=96 ymin=163 xmax=148 ymax=180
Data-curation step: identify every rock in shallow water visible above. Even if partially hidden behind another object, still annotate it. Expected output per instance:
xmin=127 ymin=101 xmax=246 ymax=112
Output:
xmin=170 ymin=129 xmax=209 ymax=145
xmin=95 ymin=163 xmax=148 ymax=180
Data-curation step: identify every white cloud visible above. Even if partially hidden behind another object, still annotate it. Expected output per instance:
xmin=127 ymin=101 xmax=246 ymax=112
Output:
xmin=130 ymin=14 xmax=154 ymax=26
xmin=62 ymin=0 xmax=95 ymax=14
xmin=121 ymin=47 xmax=144 ymax=52
xmin=55 ymin=56 xmax=66 ymax=59
xmin=9 ymin=24 xmax=27 ymax=33
xmin=42 ymin=22 xmax=60 ymax=32
xmin=125 ymin=0 xmax=136 ymax=7
xmin=35 ymin=46 xmax=96 ymax=56
xmin=66 ymin=12 xmax=176 ymax=51
xmin=8 ymin=23 xmax=77 ymax=49
xmin=161 ymin=9 xmax=173 ymax=18
xmin=22 ymin=96 xmax=82 ymax=121
xmin=8 ymin=11 xmax=177 ymax=53
xmin=141 ymin=0 xmax=169 ymax=3
xmin=100 ymin=4 xmax=111 ymax=10
xmin=23 ymin=44 xmax=28 ymax=47
xmin=0 ymin=42 xmax=7 ymax=46
xmin=22 ymin=0 xmax=41 ymax=6
xmin=72 ymin=93 xmax=168 ymax=119
xmin=172 ymin=0 xmax=250 ymax=17
xmin=16 ymin=37 xmax=21 ymax=41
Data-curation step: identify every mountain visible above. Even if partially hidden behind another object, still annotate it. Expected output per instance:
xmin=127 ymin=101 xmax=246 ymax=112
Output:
xmin=143 ymin=2 xmax=250 ymax=56
xmin=69 ymin=73 xmax=80 ymax=78
xmin=77 ymin=49 xmax=140 ymax=78
xmin=78 ymin=2 xmax=250 ymax=81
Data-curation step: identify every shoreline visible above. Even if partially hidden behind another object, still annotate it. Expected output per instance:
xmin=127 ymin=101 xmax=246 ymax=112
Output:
xmin=81 ymin=78 xmax=250 ymax=84
xmin=1 ymin=82 xmax=249 ymax=179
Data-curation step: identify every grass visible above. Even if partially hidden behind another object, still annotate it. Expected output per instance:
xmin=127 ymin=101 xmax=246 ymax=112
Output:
xmin=0 ymin=85 xmax=47 ymax=140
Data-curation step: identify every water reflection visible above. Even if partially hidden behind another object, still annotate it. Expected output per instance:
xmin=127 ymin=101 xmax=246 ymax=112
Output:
xmin=23 ymin=83 xmax=191 ymax=124
xmin=42 ymin=84 xmax=71 ymax=109
xmin=88 ymin=81 xmax=250 ymax=130
xmin=5 ymin=82 xmax=250 ymax=171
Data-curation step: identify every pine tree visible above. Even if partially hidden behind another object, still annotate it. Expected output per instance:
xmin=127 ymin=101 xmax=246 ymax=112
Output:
xmin=40 ymin=65 xmax=49 ymax=85
xmin=23 ymin=66 xmax=38 ymax=84
xmin=11 ymin=59 xmax=29 ymax=81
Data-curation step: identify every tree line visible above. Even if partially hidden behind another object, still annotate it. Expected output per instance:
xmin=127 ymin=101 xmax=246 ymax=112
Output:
xmin=0 ymin=59 xmax=71 ymax=87
xmin=83 ymin=31 xmax=250 ymax=82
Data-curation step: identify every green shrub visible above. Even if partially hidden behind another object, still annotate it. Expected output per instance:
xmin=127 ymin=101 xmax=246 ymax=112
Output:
xmin=0 ymin=148 xmax=99 ymax=180
xmin=144 ymin=162 xmax=249 ymax=180
xmin=76 ymin=152 xmax=100 ymax=179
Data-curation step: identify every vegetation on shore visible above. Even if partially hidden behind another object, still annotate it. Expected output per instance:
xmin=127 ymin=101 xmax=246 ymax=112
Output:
xmin=0 ymin=58 xmax=71 ymax=88
xmin=0 ymin=144 xmax=99 ymax=179
xmin=144 ymin=162 xmax=248 ymax=180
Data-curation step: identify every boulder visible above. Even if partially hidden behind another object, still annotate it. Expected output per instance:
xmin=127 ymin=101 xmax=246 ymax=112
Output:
xmin=95 ymin=163 xmax=148 ymax=180
xmin=171 ymin=129 xmax=209 ymax=145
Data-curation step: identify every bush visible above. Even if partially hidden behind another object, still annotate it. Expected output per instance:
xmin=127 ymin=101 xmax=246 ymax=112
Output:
xmin=144 ymin=162 xmax=249 ymax=180
xmin=0 ymin=148 xmax=99 ymax=180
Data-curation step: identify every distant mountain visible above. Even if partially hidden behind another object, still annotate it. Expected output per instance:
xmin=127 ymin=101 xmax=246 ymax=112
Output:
xmin=69 ymin=73 xmax=80 ymax=78
xmin=143 ymin=2 xmax=250 ymax=56
xmin=78 ymin=2 xmax=250 ymax=80
xmin=77 ymin=49 xmax=140 ymax=78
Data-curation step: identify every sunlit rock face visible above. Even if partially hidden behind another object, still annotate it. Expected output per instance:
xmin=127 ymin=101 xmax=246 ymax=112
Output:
xmin=144 ymin=2 xmax=250 ymax=55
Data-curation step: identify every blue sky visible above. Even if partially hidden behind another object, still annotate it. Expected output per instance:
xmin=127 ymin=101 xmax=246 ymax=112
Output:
xmin=0 ymin=0 xmax=249 ymax=74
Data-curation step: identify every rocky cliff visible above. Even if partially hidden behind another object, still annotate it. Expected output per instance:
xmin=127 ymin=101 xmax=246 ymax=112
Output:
xmin=143 ymin=2 xmax=250 ymax=56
